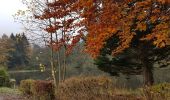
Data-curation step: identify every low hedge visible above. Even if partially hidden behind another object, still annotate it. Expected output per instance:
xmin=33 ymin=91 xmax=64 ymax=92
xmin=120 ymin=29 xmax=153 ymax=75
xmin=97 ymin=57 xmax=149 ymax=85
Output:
xmin=56 ymin=76 xmax=139 ymax=100
xmin=19 ymin=79 xmax=34 ymax=95
xmin=31 ymin=80 xmax=55 ymax=100
xmin=20 ymin=79 xmax=54 ymax=100
xmin=20 ymin=76 xmax=153 ymax=100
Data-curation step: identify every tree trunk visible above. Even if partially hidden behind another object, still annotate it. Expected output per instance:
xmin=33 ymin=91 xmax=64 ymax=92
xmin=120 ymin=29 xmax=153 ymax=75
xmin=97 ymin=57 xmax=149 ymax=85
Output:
xmin=62 ymin=16 xmax=67 ymax=81
xmin=50 ymin=32 xmax=57 ymax=87
xmin=49 ymin=27 xmax=57 ymax=87
xmin=62 ymin=46 xmax=67 ymax=81
xmin=55 ymin=32 xmax=61 ymax=83
xmin=46 ymin=0 xmax=57 ymax=88
xmin=139 ymin=44 xmax=154 ymax=86
xmin=143 ymin=63 xmax=154 ymax=86
xmin=142 ymin=60 xmax=154 ymax=100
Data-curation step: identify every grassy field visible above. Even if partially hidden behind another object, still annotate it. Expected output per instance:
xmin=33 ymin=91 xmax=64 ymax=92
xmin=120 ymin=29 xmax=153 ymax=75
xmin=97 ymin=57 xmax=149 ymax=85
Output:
xmin=0 ymin=87 xmax=27 ymax=100
xmin=0 ymin=87 xmax=21 ymax=94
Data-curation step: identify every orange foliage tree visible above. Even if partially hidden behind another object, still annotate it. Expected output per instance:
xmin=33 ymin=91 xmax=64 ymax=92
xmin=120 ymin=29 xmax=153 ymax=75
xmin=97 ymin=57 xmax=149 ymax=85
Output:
xmin=63 ymin=0 xmax=170 ymax=85
xmin=70 ymin=0 xmax=169 ymax=57
xmin=34 ymin=0 xmax=83 ymax=82
xmin=70 ymin=0 xmax=169 ymax=86
xmin=33 ymin=0 xmax=169 ymax=86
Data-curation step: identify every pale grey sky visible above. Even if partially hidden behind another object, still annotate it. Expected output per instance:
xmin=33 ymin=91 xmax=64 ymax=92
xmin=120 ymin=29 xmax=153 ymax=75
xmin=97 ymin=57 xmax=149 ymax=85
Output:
xmin=0 ymin=0 xmax=26 ymax=35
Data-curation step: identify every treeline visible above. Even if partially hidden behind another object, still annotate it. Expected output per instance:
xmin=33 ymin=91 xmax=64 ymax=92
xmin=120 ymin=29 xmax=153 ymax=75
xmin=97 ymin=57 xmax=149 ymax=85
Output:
xmin=0 ymin=33 xmax=30 ymax=69
xmin=0 ymin=34 xmax=96 ymax=72
xmin=1 ymin=33 xmax=170 ymax=88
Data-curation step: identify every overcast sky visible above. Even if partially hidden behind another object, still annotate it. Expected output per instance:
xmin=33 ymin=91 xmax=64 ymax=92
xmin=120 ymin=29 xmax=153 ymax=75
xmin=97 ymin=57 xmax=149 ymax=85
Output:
xmin=0 ymin=0 xmax=26 ymax=35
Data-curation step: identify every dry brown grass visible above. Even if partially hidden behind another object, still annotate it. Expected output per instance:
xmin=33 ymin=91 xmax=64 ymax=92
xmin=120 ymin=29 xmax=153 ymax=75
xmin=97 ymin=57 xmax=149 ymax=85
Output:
xmin=141 ymin=83 xmax=170 ymax=100
xmin=56 ymin=76 xmax=142 ymax=100
xmin=19 ymin=76 xmax=170 ymax=100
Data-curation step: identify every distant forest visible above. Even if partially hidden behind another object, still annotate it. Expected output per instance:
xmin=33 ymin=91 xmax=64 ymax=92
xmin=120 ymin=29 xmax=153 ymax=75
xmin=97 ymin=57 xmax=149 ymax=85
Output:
xmin=0 ymin=33 xmax=170 ymax=88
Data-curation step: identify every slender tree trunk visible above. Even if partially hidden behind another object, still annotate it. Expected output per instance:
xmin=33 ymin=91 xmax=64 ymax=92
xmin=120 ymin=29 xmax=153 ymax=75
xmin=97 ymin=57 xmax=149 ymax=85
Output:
xmin=61 ymin=34 xmax=67 ymax=81
xmin=55 ymin=33 xmax=61 ymax=83
xmin=50 ymin=33 xmax=57 ymax=87
xmin=62 ymin=46 xmax=67 ymax=81
xmin=57 ymin=50 xmax=61 ymax=82
xmin=46 ymin=0 xmax=57 ymax=87
xmin=62 ymin=17 xmax=67 ymax=81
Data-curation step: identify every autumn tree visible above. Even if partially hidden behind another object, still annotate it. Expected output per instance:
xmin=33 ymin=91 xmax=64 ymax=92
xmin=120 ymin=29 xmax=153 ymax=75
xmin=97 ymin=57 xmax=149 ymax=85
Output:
xmin=16 ymin=0 xmax=81 ymax=87
xmin=0 ymin=34 xmax=15 ymax=67
xmin=17 ymin=0 xmax=169 ymax=86
xmin=15 ymin=0 xmax=60 ymax=86
xmin=34 ymin=0 xmax=83 ymax=82
xmin=71 ymin=0 xmax=170 ymax=86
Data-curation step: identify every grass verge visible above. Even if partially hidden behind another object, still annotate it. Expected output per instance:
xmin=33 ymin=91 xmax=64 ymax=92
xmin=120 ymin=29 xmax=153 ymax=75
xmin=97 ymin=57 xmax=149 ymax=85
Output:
xmin=0 ymin=87 xmax=21 ymax=95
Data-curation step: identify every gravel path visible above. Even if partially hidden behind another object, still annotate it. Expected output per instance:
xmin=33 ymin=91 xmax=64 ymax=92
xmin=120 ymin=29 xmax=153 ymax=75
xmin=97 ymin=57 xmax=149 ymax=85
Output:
xmin=0 ymin=96 xmax=3 ymax=100
xmin=0 ymin=94 xmax=27 ymax=100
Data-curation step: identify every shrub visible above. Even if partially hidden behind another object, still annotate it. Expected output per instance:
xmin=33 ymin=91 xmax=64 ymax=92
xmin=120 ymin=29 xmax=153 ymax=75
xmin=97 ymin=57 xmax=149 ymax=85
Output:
xmin=31 ymin=80 xmax=55 ymax=100
xmin=56 ymin=76 xmax=139 ymax=100
xmin=0 ymin=67 xmax=10 ymax=87
xmin=19 ymin=79 xmax=34 ymax=95
xmin=20 ymin=79 xmax=55 ymax=100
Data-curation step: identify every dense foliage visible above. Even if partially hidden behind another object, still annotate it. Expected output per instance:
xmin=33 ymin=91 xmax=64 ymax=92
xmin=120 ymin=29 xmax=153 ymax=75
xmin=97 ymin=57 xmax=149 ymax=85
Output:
xmin=8 ymin=33 xmax=30 ymax=68
xmin=0 ymin=33 xmax=30 ymax=69
xmin=20 ymin=79 xmax=54 ymax=100
xmin=0 ymin=34 xmax=15 ymax=66
xmin=89 ymin=0 xmax=170 ymax=86
xmin=0 ymin=67 xmax=10 ymax=87
xmin=20 ymin=79 xmax=34 ymax=95
xmin=32 ymin=0 xmax=169 ymax=86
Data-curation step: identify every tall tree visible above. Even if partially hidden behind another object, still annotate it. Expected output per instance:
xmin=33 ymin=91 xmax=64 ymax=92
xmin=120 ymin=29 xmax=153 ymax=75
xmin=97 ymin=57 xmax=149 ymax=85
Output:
xmin=17 ymin=0 xmax=170 ymax=86
xmin=0 ymin=34 xmax=15 ymax=67
xmin=72 ymin=0 xmax=170 ymax=86
xmin=34 ymin=0 xmax=82 ymax=82
xmin=8 ymin=33 xmax=30 ymax=68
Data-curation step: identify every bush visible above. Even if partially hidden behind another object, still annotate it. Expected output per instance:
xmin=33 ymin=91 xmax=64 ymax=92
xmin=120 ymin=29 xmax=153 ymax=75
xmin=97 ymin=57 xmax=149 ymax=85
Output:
xmin=20 ymin=77 xmax=145 ymax=100
xmin=56 ymin=76 xmax=139 ymax=100
xmin=31 ymin=80 xmax=55 ymax=100
xmin=19 ymin=79 xmax=34 ymax=95
xmin=142 ymin=83 xmax=170 ymax=100
xmin=0 ymin=67 xmax=10 ymax=87
xmin=20 ymin=79 xmax=54 ymax=100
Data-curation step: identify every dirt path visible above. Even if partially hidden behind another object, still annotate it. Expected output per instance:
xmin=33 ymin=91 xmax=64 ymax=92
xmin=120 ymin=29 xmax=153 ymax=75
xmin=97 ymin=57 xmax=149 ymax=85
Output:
xmin=0 ymin=94 xmax=27 ymax=100
xmin=0 ymin=96 xmax=3 ymax=100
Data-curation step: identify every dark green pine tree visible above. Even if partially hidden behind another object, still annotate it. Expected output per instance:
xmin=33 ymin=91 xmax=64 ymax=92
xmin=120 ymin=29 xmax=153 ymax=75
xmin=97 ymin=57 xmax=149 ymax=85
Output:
xmin=8 ymin=33 xmax=30 ymax=68
xmin=20 ymin=33 xmax=30 ymax=65
xmin=7 ymin=33 xmax=16 ymax=68
xmin=95 ymin=36 xmax=170 ymax=82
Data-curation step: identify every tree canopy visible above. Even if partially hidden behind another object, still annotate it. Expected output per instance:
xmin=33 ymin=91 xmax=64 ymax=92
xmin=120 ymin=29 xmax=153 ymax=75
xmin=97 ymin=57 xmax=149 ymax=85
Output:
xmin=19 ymin=0 xmax=170 ymax=86
xmin=8 ymin=33 xmax=30 ymax=68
